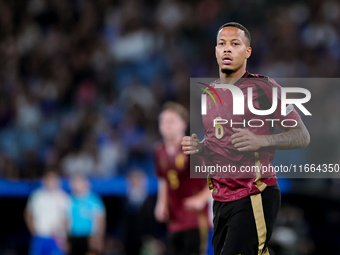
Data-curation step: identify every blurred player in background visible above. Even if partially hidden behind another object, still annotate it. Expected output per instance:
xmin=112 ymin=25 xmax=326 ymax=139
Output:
xmin=24 ymin=171 xmax=69 ymax=255
xmin=154 ymin=102 xmax=211 ymax=255
xmin=182 ymin=22 xmax=310 ymax=255
xmin=67 ymin=175 xmax=106 ymax=255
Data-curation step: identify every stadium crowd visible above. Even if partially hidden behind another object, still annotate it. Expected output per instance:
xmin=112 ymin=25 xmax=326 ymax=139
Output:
xmin=0 ymin=0 xmax=340 ymax=254
xmin=0 ymin=0 xmax=339 ymax=180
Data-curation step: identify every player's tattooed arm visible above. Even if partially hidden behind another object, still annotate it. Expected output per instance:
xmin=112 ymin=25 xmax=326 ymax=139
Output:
xmin=264 ymin=119 xmax=310 ymax=150
xmin=231 ymin=119 xmax=310 ymax=151
xmin=181 ymin=134 xmax=205 ymax=156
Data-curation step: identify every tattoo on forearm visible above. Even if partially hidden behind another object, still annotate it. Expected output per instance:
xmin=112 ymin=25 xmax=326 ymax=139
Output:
xmin=265 ymin=125 xmax=309 ymax=150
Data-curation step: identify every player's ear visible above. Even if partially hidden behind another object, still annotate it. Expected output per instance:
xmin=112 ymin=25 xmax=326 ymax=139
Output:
xmin=246 ymin=46 xmax=252 ymax=59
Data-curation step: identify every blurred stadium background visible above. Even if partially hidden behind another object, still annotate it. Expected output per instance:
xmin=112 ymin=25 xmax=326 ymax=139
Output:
xmin=0 ymin=0 xmax=340 ymax=254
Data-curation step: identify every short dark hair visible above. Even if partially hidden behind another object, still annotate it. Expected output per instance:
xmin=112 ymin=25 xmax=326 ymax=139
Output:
xmin=161 ymin=102 xmax=189 ymax=124
xmin=218 ymin=22 xmax=251 ymax=46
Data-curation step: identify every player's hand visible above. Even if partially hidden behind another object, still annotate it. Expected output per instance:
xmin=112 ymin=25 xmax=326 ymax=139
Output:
xmin=154 ymin=203 xmax=169 ymax=223
xmin=183 ymin=195 xmax=207 ymax=211
xmin=231 ymin=128 xmax=266 ymax=151
xmin=181 ymin=134 xmax=201 ymax=155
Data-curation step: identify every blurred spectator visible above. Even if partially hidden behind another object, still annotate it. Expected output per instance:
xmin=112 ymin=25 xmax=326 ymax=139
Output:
xmin=68 ymin=175 xmax=106 ymax=255
xmin=24 ymin=171 xmax=69 ymax=255
xmin=96 ymin=127 xmax=125 ymax=177
xmin=61 ymin=145 xmax=97 ymax=178
xmin=0 ymin=153 xmax=19 ymax=180
xmin=121 ymin=170 xmax=161 ymax=255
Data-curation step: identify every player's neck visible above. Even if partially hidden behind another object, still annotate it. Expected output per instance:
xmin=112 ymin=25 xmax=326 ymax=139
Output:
xmin=164 ymin=136 xmax=182 ymax=155
xmin=219 ymin=66 xmax=247 ymax=84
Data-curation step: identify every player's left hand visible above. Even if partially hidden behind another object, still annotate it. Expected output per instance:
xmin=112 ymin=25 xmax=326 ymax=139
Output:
xmin=231 ymin=128 xmax=266 ymax=151
xmin=183 ymin=195 xmax=207 ymax=211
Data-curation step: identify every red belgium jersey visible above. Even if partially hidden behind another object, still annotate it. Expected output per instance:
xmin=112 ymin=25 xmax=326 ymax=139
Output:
xmin=202 ymin=72 xmax=301 ymax=202
xmin=155 ymin=143 xmax=209 ymax=233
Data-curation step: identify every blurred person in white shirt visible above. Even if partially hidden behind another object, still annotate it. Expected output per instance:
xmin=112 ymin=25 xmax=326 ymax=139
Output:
xmin=24 ymin=170 xmax=70 ymax=255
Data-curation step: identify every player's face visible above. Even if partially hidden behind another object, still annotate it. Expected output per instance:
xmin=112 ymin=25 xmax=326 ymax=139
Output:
xmin=215 ymin=27 xmax=251 ymax=75
xmin=159 ymin=110 xmax=186 ymax=140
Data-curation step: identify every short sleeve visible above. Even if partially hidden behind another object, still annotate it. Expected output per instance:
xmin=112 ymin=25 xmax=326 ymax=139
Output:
xmin=154 ymin=146 xmax=165 ymax=178
xmin=26 ymin=191 xmax=38 ymax=213
xmin=92 ymin=193 xmax=106 ymax=216
xmin=269 ymin=79 xmax=301 ymax=130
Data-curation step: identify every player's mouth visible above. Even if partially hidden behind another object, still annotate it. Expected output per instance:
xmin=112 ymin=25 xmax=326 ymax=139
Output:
xmin=222 ymin=55 xmax=233 ymax=65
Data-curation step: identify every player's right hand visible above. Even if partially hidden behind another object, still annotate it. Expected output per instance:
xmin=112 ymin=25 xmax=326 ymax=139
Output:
xmin=181 ymin=133 xmax=200 ymax=155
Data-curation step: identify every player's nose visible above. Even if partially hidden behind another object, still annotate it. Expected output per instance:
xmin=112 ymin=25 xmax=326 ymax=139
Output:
xmin=223 ymin=44 xmax=232 ymax=53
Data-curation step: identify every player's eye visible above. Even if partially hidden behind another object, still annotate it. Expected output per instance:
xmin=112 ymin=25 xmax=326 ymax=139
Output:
xmin=218 ymin=42 xmax=225 ymax=45
xmin=232 ymin=42 xmax=239 ymax=46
